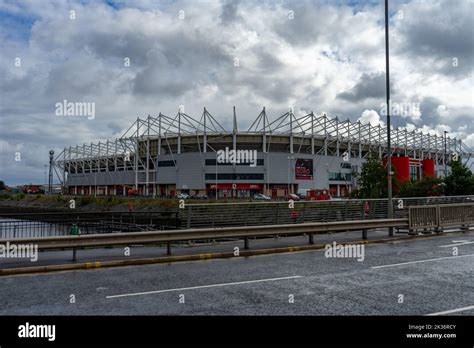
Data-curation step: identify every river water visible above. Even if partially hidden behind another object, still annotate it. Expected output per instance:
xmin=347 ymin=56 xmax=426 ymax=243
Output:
xmin=0 ymin=217 xmax=72 ymax=239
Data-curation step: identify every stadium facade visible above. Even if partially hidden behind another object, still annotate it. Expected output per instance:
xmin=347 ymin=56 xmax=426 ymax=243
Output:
xmin=54 ymin=108 xmax=473 ymax=198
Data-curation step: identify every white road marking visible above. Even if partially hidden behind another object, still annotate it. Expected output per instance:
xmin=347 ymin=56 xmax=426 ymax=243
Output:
xmin=106 ymin=275 xmax=302 ymax=299
xmin=427 ymin=305 xmax=474 ymax=316
xmin=439 ymin=241 xmax=474 ymax=248
xmin=371 ymin=254 xmax=474 ymax=269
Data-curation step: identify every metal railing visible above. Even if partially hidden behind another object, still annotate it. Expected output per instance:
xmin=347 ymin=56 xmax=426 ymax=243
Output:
xmin=409 ymin=203 xmax=474 ymax=231
xmin=0 ymin=218 xmax=408 ymax=262
xmin=179 ymin=196 xmax=474 ymax=229
xmin=0 ymin=211 xmax=180 ymax=239
xmin=0 ymin=196 xmax=472 ymax=238
xmin=439 ymin=203 xmax=474 ymax=228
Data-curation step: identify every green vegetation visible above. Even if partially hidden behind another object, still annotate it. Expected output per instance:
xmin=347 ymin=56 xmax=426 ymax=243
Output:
xmin=0 ymin=180 xmax=5 ymax=191
xmin=354 ymin=155 xmax=390 ymax=199
xmin=444 ymin=159 xmax=474 ymax=195
xmin=399 ymin=175 xmax=443 ymax=197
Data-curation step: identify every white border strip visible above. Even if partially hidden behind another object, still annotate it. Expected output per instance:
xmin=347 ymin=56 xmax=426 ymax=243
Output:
xmin=106 ymin=275 xmax=302 ymax=299
xmin=427 ymin=305 xmax=474 ymax=316
xmin=371 ymin=254 xmax=474 ymax=269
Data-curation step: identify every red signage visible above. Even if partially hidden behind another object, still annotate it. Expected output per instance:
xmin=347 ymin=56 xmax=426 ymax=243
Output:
xmin=295 ymin=158 xmax=313 ymax=180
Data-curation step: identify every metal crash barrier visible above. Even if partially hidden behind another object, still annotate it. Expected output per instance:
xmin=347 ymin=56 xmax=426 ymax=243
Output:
xmin=409 ymin=203 xmax=474 ymax=233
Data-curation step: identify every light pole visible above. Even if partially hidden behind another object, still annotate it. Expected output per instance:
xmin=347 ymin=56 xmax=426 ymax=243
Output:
xmin=43 ymin=165 xmax=47 ymax=193
xmin=266 ymin=152 xmax=270 ymax=197
xmin=287 ymin=156 xmax=294 ymax=193
xmin=384 ymin=0 xmax=394 ymax=232
xmin=48 ymin=150 xmax=54 ymax=195
xmin=444 ymin=130 xmax=449 ymax=177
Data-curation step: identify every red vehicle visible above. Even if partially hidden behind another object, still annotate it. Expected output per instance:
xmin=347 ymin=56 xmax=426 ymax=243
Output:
xmin=307 ymin=189 xmax=331 ymax=201
xmin=22 ymin=184 xmax=44 ymax=194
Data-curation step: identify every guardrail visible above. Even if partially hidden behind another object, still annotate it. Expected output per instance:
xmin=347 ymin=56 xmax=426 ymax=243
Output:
xmin=1 ymin=196 xmax=472 ymax=235
xmin=0 ymin=211 xmax=180 ymax=239
xmin=409 ymin=203 xmax=474 ymax=232
xmin=179 ymin=195 xmax=474 ymax=229
xmin=0 ymin=218 xmax=408 ymax=261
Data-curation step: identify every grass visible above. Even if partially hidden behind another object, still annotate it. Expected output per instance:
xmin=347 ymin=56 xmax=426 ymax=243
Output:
xmin=0 ymin=193 xmax=258 ymax=209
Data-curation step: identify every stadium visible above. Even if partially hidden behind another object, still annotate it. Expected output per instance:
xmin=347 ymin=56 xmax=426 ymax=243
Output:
xmin=54 ymin=107 xmax=473 ymax=199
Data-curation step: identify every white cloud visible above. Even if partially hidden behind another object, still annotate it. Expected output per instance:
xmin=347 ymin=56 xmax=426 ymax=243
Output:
xmin=437 ymin=104 xmax=448 ymax=117
xmin=358 ymin=109 xmax=385 ymax=127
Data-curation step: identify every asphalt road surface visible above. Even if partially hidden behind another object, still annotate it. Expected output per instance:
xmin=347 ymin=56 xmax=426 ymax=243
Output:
xmin=0 ymin=232 xmax=473 ymax=315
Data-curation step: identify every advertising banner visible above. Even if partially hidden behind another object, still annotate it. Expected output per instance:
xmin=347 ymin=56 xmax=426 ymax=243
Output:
xmin=295 ymin=158 xmax=313 ymax=180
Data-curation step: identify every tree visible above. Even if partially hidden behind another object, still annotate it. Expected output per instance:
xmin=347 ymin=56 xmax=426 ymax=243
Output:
xmin=355 ymin=155 xmax=389 ymax=198
xmin=444 ymin=160 xmax=474 ymax=195
xmin=399 ymin=175 xmax=443 ymax=197
xmin=0 ymin=180 xmax=5 ymax=191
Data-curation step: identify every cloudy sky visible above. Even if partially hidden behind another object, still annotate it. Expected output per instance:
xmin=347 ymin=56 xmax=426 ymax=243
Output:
xmin=0 ymin=0 xmax=473 ymax=185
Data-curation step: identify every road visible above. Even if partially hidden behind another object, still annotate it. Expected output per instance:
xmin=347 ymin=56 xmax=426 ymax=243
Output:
xmin=0 ymin=232 xmax=473 ymax=315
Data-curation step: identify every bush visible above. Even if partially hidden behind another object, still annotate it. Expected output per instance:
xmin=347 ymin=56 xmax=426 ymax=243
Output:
xmin=77 ymin=196 xmax=93 ymax=207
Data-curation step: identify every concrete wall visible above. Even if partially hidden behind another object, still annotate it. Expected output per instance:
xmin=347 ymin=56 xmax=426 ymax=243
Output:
xmin=66 ymin=151 xmax=366 ymax=191
xmin=66 ymin=171 xmax=135 ymax=186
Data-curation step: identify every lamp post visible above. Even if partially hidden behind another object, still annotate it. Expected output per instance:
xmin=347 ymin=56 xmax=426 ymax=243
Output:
xmin=444 ymin=130 xmax=449 ymax=177
xmin=384 ymin=0 xmax=394 ymax=232
xmin=266 ymin=152 xmax=270 ymax=197
xmin=43 ymin=165 xmax=47 ymax=193
xmin=287 ymin=156 xmax=294 ymax=194
xmin=48 ymin=150 xmax=54 ymax=195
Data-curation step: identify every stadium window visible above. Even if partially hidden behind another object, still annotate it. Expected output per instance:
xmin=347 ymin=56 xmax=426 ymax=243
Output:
xmin=205 ymin=159 xmax=264 ymax=166
xmin=205 ymin=173 xmax=264 ymax=180
xmin=410 ymin=166 xmax=419 ymax=181
xmin=329 ymin=172 xmax=352 ymax=181
xmin=340 ymin=162 xmax=352 ymax=169
xmin=157 ymin=160 xmax=176 ymax=167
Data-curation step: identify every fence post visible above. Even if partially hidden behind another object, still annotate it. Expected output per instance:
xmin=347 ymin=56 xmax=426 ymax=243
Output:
xmin=244 ymin=236 xmax=249 ymax=249
xmin=186 ymin=205 xmax=192 ymax=229
xmin=302 ymin=202 xmax=306 ymax=224
xmin=308 ymin=233 xmax=314 ymax=244
xmin=212 ymin=205 xmax=216 ymax=228
xmin=435 ymin=205 xmax=442 ymax=233
xmin=388 ymin=199 xmax=394 ymax=236
xmin=274 ymin=204 xmax=280 ymax=224
xmin=362 ymin=229 xmax=368 ymax=240
xmin=167 ymin=241 xmax=171 ymax=255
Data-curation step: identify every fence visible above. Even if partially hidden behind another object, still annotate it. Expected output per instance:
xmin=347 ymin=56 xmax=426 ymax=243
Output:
xmin=179 ymin=195 xmax=474 ymax=229
xmin=409 ymin=203 xmax=474 ymax=232
xmin=0 ymin=196 xmax=472 ymax=238
xmin=0 ymin=211 xmax=179 ymax=239
xmin=1 ymin=218 xmax=408 ymax=262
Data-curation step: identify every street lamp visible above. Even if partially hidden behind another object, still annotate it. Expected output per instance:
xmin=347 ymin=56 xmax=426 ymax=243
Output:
xmin=43 ymin=165 xmax=47 ymax=193
xmin=287 ymin=156 xmax=294 ymax=193
xmin=384 ymin=0 xmax=394 ymax=232
xmin=444 ymin=130 xmax=449 ymax=177
xmin=266 ymin=152 xmax=270 ymax=197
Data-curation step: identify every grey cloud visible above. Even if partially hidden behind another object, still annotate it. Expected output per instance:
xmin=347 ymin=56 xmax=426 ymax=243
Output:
xmin=337 ymin=72 xmax=385 ymax=102
xmin=395 ymin=0 xmax=474 ymax=76
xmin=220 ymin=0 xmax=241 ymax=24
